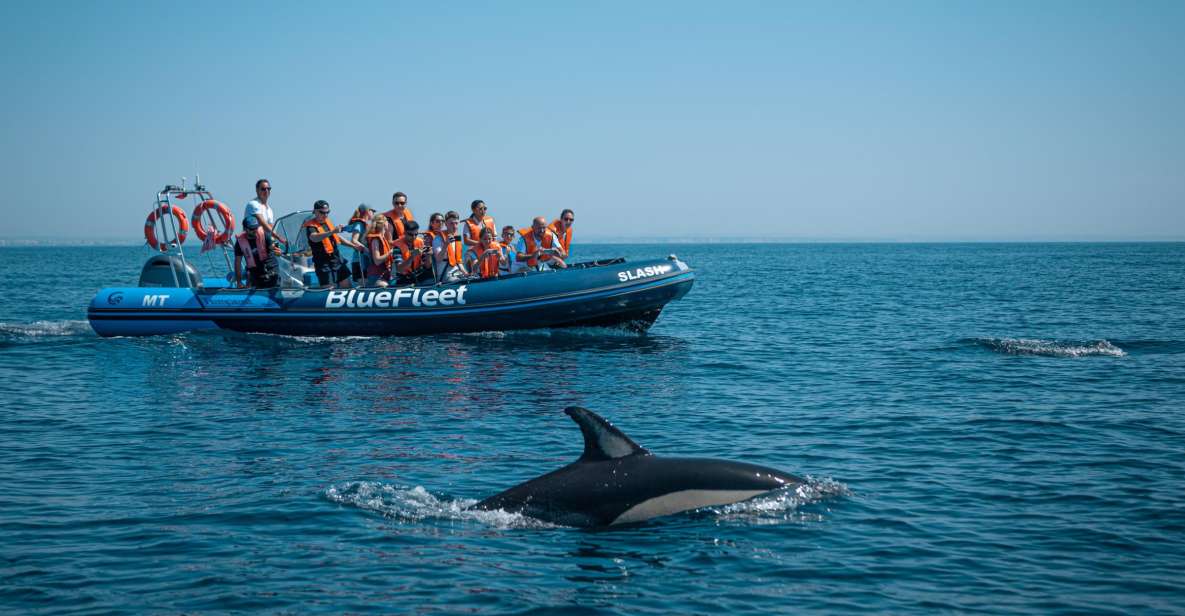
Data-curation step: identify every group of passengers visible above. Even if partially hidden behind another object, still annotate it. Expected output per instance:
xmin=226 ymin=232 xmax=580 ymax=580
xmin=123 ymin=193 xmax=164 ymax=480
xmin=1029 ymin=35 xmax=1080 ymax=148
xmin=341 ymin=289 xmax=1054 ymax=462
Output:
xmin=233 ymin=178 xmax=576 ymax=290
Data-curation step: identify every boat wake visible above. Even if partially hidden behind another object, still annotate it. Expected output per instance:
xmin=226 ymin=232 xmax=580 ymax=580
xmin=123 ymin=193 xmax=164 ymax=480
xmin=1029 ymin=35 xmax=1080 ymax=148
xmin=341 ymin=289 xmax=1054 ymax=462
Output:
xmin=0 ymin=319 xmax=93 ymax=341
xmin=458 ymin=325 xmax=648 ymax=339
xmin=965 ymin=337 xmax=1126 ymax=358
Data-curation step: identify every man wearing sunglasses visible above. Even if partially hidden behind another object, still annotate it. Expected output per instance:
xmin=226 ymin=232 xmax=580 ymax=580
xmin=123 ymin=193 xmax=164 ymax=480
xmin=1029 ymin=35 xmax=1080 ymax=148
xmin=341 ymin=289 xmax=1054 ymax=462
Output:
xmin=382 ymin=191 xmax=415 ymax=241
xmin=243 ymin=178 xmax=288 ymax=246
xmin=302 ymin=200 xmax=360 ymax=288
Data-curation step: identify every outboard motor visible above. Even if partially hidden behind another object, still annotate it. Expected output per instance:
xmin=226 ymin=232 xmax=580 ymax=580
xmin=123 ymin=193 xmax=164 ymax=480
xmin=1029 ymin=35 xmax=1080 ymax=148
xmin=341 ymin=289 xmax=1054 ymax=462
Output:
xmin=138 ymin=255 xmax=201 ymax=288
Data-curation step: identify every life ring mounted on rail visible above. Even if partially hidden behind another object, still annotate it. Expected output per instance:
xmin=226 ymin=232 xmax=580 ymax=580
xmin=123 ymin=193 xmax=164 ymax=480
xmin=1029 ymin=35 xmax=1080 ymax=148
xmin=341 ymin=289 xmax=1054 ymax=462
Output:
xmin=191 ymin=200 xmax=235 ymax=244
xmin=144 ymin=205 xmax=189 ymax=250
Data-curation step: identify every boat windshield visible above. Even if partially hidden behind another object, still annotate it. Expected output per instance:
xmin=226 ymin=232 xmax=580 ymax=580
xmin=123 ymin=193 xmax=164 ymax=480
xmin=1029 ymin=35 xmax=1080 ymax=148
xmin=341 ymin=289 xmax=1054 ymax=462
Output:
xmin=275 ymin=209 xmax=366 ymax=264
xmin=275 ymin=210 xmax=312 ymax=256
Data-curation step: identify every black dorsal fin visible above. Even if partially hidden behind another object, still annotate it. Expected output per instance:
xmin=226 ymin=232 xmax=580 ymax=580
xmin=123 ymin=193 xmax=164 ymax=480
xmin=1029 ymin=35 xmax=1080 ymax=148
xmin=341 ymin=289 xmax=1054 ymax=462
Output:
xmin=565 ymin=406 xmax=650 ymax=461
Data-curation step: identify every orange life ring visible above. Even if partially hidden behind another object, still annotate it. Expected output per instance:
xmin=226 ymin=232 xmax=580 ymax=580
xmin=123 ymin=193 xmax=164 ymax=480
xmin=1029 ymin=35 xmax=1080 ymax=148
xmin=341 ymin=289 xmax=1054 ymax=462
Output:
xmin=192 ymin=200 xmax=235 ymax=244
xmin=144 ymin=205 xmax=189 ymax=250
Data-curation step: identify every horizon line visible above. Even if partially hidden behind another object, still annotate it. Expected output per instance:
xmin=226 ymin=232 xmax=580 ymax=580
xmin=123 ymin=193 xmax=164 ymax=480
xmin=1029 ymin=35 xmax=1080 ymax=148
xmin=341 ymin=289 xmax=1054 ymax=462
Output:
xmin=2 ymin=236 xmax=1184 ymax=247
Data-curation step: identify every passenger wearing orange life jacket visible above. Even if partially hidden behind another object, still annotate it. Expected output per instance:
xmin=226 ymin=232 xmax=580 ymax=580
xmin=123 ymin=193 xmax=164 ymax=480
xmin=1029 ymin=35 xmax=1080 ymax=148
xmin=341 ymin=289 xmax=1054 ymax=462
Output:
xmin=233 ymin=215 xmax=279 ymax=288
xmin=391 ymin=220 xmax=433 ymax=286
xmin=514 ymin=216 xmax=568 ymax=271
xmin=304 ymin=200 xmax=364 ymax=288
xmin=429 ymin=210 xmax=468 ymax=282
xmin=382 ymin=191 xmax=415 ymax=241
xmin=464 ymin=227 xmax=507 ymax=280
xmin=364 ymin=215 xmax=394 ymax=287
xmin=548 ymin=208 xmax=575 ymax=261
xmin=461 ymin=200 xmax=496 ymax=261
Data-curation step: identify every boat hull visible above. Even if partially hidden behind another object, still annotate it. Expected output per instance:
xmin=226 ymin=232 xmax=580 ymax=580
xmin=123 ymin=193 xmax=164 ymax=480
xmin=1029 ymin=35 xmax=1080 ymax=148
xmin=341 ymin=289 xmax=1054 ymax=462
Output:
xmin=88 ymin=258 xmax=694 ymax=337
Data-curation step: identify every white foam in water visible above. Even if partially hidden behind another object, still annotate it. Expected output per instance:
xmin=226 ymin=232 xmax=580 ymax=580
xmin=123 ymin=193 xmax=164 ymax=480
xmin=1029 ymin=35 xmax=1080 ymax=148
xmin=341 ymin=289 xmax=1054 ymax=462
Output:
xmin=324 ymin=481 xmax=557 ymax=529
xmin=0 ymin=320 xmax=93 ymax=337
xmin=459 ymin=326 xmax=643 ymax=339
xmin=707 ymin=476 xmax=850 ymax=524
xmin=977 ymin=337 xmax=1126 ymax=358
xmin=252 ymin=333 xmax=378 ymax=343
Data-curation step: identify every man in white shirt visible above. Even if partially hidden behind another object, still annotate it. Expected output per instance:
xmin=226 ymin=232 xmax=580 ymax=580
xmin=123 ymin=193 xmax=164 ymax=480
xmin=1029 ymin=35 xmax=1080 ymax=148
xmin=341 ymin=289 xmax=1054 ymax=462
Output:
xmin=243 ymin=178 xmax=288 ymax=246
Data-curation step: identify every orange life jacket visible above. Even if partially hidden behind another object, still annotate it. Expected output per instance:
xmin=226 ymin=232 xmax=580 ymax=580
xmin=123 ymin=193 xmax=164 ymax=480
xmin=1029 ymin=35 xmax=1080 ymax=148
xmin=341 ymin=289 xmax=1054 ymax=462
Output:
xmin=367 ymin=232 xmax=393 ymax=268
xmin=438 ymin=234 xmax=464 ymax=267
xmin=303 ymin=217 xmax=338 ymax=255
xmin=236 ymin=227 xmax=268 ymax=268
xmin=549 ymin=220 xmax=572 ymax=254
xmin=383 ymin=208 xmax=415 ymax=238
xmin=392 ymin=236 xmax=426 ymax=271
xmin=464 ymin=215 xmax=496 ymax=245
xmin=474 ymin=241 xmax=503 ymax=279
xmin=518 ymin=228 xmax=557 ymax=267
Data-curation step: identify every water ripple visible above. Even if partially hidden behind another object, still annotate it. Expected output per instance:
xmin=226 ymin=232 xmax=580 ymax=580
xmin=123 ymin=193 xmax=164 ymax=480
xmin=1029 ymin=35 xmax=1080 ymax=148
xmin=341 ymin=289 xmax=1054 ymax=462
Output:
xmin=963 ymin=337 xmax=1127 ymax=357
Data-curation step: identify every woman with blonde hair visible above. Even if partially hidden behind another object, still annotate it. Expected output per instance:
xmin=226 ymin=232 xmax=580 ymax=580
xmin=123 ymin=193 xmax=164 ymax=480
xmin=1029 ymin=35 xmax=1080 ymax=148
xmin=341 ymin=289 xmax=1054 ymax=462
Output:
xmin=365 ymin=215 xmax=394 ymax=287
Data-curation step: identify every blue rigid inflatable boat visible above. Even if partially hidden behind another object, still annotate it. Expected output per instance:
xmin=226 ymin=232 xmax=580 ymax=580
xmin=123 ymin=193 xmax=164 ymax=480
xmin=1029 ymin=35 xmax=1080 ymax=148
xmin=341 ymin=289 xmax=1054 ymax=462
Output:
xmin=89 ymin=186 xmax=694 ymax=337
xmin=88 ymin=256 xmax=695 ymax=337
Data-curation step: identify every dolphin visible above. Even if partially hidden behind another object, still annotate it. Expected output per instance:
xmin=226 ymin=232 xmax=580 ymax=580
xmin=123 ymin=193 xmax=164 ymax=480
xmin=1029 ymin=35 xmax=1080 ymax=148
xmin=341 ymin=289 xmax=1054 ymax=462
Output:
xmin=472 ymin=406 xmax=803 ymax=527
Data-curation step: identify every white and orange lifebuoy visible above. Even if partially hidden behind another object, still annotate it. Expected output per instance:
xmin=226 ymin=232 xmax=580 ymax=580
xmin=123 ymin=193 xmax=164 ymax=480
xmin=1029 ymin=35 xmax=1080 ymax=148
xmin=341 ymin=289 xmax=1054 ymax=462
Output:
xmin=144 ymin=205 xmax=189 ymax=250
xmin=192 ymin=200 xmax=234 ymax=244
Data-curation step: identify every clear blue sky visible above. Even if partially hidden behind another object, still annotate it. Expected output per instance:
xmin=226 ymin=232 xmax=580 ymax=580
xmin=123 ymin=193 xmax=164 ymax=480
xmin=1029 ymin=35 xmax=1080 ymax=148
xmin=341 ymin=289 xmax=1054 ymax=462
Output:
xmin=1 ymin=1 xmax=1182 ymax=240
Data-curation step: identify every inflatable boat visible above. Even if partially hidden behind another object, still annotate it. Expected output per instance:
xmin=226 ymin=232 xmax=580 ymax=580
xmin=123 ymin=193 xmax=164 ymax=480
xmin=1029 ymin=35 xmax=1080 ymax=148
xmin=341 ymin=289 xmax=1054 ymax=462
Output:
xmin=87 ymin=184 xmax=695 ymax=337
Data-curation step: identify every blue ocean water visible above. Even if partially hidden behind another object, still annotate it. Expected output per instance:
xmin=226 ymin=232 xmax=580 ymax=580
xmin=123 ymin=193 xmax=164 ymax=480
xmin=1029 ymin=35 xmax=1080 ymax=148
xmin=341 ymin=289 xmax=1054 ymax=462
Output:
xmin=2 ymin=242 xmax=1184 ymax=614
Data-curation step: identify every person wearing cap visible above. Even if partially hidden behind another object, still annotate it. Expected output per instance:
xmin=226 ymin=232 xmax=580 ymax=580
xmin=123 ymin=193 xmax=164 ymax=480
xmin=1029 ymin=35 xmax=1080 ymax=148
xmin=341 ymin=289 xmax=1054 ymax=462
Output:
xmin=242 ymin=178 xmax=289 ymax=247
xmin=343 ymin=203 xmax=374 ymax=285
xmin=302 ymin=200 xmax=362 ymax=288
xmin=232 ymin=215 xmax=279 ymax=288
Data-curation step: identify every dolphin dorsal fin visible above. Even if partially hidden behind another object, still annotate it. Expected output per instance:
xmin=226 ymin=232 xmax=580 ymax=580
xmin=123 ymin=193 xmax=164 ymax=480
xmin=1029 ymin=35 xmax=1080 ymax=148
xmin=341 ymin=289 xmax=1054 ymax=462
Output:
xmin=565 ymin=406 xmax=650 ymax=461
